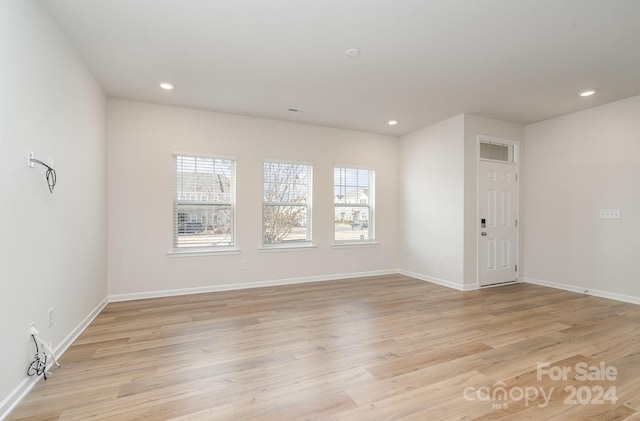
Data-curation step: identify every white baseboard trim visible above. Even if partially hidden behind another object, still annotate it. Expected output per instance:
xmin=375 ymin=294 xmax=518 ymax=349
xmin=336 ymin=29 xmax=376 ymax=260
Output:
xmin=108 ymin=269 xmax=400 ymax=302
xmin=398 ymin=269 xmax=477 ymax=291
xmin=0 ymin=297 xmax=108 ymax=421
xmin=524 ymin=277 xmax=640 ymax=306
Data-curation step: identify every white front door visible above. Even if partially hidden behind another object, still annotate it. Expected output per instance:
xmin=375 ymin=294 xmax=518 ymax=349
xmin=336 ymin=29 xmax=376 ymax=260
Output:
xmin=478 ymin=159 xmax=518 ymax=286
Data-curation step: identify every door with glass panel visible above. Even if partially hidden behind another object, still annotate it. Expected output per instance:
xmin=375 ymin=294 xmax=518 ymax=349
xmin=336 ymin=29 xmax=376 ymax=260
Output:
xmin=478 ymin=139 xmax=519 ymax=287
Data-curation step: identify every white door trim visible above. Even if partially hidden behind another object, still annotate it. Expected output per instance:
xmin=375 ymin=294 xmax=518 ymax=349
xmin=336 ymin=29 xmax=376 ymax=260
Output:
xmin=476 ymin=135 xmax=520 ymax=288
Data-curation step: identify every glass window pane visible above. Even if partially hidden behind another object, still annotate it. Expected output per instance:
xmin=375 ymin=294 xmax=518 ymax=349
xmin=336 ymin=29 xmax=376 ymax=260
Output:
xmin=334 ymin=166 xmax=374 ymax=242
xmin=174 ymin=155 xmax=235 ymax=249
xmin=263 ymin=205 xmax=308 ymax=244
xmin=334 ymin=206 xmax=370 ymax=241
xmin=490 ymin=144 xmax=502 ymax=160
xmin=480 ymin=142 xmax=491 ymax=159
xmin=481 ymin=142 xmax=515 ymax=162
xmin=263 ymin=162 xmax=312 ymax=244
xmin=176 ymin=204 xmax=233 ymax=248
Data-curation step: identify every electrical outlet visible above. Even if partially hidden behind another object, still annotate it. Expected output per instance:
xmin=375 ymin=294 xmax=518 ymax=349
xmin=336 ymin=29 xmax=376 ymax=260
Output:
xmin=48 ymin=307 xmax=54 ymax=327
xmin=240 ymin=260 xmax=247 ymax=270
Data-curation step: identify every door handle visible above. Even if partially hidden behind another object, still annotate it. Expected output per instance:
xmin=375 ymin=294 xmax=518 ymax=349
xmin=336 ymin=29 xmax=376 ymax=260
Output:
xmin=481 ymin=232 xmax=487 ymax=236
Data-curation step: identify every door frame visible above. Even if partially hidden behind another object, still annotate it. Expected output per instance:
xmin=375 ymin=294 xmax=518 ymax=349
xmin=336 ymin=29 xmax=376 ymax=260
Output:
xmin=476 ymin=135 xmax=520 ymax=288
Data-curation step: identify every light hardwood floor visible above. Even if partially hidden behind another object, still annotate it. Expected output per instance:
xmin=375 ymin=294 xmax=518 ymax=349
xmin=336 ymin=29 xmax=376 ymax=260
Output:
xmin=8 ymin=275 xmax=640 ymax=420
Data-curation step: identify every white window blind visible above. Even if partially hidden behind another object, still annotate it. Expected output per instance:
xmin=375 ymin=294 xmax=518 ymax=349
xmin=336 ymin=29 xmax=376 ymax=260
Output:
xmin=480 ymin=141 xmax=515 ymax=162
xmin=263 ymin=161 xmax=312 ymax=245
xmin=174 ymin=155 xmax=235 ymax=249
xmin=334 ymin=167 xmax=375 ymax=242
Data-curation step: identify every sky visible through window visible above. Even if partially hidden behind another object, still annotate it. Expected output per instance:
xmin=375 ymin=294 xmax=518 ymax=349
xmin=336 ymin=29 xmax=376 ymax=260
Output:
xmin=334 ymin=167 xmax=369 ymax=201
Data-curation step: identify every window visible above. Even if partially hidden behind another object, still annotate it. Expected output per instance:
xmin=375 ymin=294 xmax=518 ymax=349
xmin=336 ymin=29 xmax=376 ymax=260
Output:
xmin=334 ymin=167 xmax=375 ymax=242
xmin=480 ymin=141 xmax=515 ymax=162
xmin=174 ymin=155 xmax=235 ymax=250
xmin=263 ymin=161 xmax=312 ymax=245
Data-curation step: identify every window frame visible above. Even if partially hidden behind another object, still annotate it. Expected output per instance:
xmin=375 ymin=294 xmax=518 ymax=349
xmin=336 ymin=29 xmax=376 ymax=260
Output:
xmin=478 ymin=136 xmax=519 ymax=163
xmin=262 ymin=159 xmax=313 ymax=247
xmin=333 ymin=166 xmax=376 ymax=244
xmin=172 ymin=153 xmax=237 ymax=252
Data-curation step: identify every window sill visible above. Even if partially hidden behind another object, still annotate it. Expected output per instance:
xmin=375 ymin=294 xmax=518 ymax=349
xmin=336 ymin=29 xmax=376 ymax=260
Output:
xmin=259 ymin=244 xmax=317 ymax=253
xmin=167 ymin=248 xmax=241 ymax=257
xmin=331 ymin=242 xmax=380 ymax=248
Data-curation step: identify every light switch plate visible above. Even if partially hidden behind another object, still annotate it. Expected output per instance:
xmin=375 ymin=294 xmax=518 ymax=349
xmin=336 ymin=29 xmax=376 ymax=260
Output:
xmin=599 ymin=209 xmax=621 ymax=219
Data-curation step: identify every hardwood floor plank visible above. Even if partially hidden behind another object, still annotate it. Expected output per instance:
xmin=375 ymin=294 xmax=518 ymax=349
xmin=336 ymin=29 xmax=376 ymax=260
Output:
xmin=8 ymin=275 xmax=640 ymax=420
xmin=366 ymin=342 xmax=493 ymax=380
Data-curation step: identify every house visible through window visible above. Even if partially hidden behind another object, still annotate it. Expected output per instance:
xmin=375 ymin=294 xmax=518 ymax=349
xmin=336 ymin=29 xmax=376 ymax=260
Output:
xmin=334 ymin=167 xmax=375 ymax=242
xmin=263 ymin=161 xmax=312 ymax=246
xmin=174 ymin=155 xmax=235 ymax=249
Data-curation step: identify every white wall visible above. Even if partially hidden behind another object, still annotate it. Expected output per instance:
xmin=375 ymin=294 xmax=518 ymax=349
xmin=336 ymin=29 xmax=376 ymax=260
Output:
xmin=0 ymin=0 xmax=107 ymax=414
xmin=399 ymin=115 xmax=465 ymax=288
xmin=399 ymin=114 xmax=524 ymax=289
xmin=463 ymin=115 xmax=524 ymax=287
xmin=524 ymin=95 xmax=640 ymax=300
xmin=107 ymin=99 xmax=399 ymax=296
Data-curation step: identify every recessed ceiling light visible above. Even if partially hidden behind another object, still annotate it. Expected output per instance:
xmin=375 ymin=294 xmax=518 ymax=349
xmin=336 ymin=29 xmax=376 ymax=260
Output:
xmin=159 ymin=82 xmax=174 ymax=90
xmin=388 ymin=120 xmax=398 ymax=126
xmin=345 ymin=48 xmax=360 ymax=58
xmin=579 ymin=89 xmax=597 ymax=97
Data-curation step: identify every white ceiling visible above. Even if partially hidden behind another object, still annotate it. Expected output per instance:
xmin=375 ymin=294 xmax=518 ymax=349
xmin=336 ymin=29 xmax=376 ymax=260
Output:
xmin=40 ymin=0 xmax=640 ymax=135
